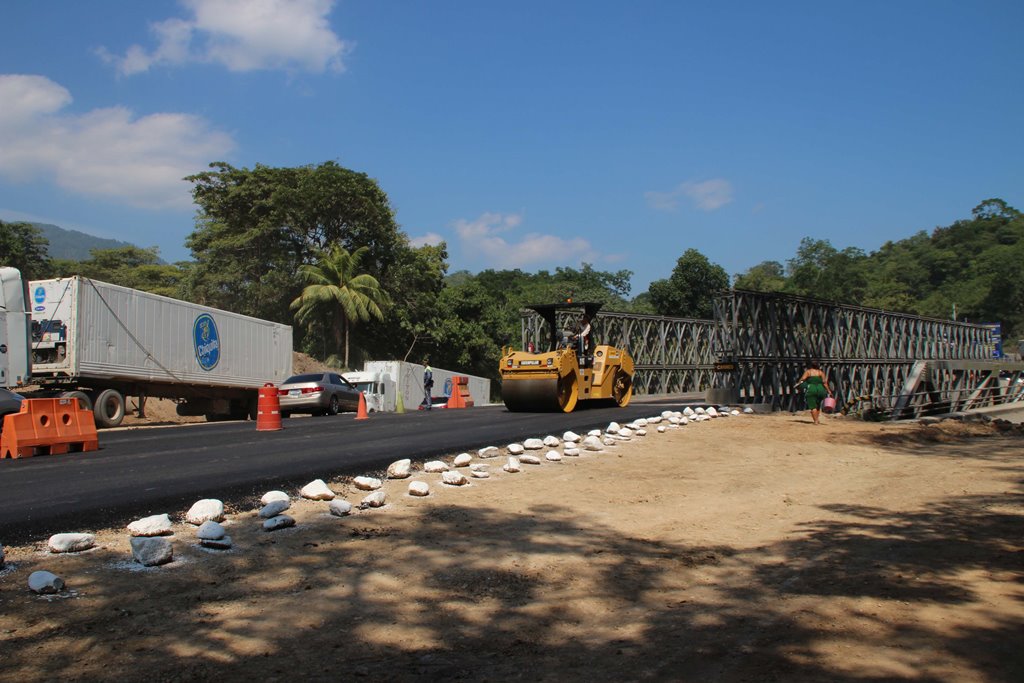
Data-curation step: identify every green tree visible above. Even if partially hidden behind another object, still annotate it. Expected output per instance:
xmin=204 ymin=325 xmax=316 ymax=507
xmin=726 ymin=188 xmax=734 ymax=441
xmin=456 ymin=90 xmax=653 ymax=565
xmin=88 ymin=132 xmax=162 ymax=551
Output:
xmin=734 ymin=260 xmax=786 ymax=292
xmin=0 ymin=220 xmax=51 ymax=279
xmin=290 ymin=246 xmax=391 ymax=369
xmin=646 ymin=249 xmax=729 ymax=319
xmin=183 ymin=161 xmax=403 ymax=326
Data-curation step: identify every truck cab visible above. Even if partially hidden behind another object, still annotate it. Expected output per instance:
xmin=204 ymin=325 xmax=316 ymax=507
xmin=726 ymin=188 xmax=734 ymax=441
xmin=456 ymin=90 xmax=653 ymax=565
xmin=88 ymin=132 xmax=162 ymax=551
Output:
xmin=342 ymin=370 xmax=394 ymax=412
xmin=0 ymin=267 xmax=31 ymax=389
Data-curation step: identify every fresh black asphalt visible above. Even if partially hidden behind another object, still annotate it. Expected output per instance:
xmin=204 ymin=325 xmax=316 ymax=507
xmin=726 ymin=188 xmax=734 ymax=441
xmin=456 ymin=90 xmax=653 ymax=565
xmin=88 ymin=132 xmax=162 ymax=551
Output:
xmin=0 ymin=396 xmax=703 ymax=544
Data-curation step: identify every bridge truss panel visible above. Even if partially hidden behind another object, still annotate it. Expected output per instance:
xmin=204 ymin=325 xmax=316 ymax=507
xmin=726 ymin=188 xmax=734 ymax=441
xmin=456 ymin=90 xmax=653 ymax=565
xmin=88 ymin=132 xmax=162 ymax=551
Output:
xmin=521 ymin=310 xmax=716 ymax=395
xmin=712 ymin=289 xmax=1000 ymax=411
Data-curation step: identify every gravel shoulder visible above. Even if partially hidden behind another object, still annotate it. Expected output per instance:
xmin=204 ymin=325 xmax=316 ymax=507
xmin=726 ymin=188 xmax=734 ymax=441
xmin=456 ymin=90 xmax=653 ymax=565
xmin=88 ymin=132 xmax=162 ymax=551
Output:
xmin=1 ymin=412 xmax=1022 ymax=682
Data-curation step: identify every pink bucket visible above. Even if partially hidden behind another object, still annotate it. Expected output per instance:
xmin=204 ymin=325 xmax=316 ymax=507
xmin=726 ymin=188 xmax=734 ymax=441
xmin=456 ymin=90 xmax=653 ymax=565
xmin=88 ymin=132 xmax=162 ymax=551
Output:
xmin=821 ymin=396 xmax=837 ymax=414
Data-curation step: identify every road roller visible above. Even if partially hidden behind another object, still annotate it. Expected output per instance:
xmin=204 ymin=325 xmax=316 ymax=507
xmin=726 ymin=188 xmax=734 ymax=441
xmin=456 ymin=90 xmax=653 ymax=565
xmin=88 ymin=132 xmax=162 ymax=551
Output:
xmin=500 ymin=302 xmax=634 ymax=412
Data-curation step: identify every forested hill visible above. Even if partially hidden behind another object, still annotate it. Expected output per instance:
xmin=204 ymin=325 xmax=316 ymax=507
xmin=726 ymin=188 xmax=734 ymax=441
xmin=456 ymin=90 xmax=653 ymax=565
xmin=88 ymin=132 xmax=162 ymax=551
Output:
xmin=32 ymin=222 xmax=150 ymax=261
xmin=734 ymin=199 xmax=1024 ymax=338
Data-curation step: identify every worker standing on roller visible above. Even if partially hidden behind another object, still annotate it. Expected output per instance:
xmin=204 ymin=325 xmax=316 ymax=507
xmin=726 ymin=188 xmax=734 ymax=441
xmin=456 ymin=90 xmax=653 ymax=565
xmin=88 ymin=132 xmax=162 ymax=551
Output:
xmin=423 ymin=360 xmax=434 ymax=410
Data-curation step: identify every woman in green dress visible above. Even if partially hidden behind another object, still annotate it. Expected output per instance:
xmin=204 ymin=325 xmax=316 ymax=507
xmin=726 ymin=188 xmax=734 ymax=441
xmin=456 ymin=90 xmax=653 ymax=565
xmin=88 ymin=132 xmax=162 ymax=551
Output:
xmin=797 ymin=361 xmax=832 ymax=425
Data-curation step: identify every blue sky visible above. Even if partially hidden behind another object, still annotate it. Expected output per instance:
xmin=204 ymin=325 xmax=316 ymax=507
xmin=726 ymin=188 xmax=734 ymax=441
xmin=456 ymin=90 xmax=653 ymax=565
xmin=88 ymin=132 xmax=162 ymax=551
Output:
xmin=1 ymin=1 xmax=1022 ymax=295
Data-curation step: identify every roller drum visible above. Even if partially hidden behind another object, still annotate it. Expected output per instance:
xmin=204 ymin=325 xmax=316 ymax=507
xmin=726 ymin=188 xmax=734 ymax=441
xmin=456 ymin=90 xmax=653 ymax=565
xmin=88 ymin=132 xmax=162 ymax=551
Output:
xmin=501 ymin=374 xmax=578 ymax=412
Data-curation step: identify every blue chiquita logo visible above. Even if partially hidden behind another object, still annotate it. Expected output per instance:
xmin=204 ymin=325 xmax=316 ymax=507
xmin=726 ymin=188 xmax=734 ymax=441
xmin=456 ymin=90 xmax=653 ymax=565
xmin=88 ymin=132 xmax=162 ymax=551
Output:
xmin=444 ymin=377 xmax=453 ymax=397
xmin=193 ymin=313 xmax=220 ymax=371
xmin=33 ymin=286 xmax=45 ymax=305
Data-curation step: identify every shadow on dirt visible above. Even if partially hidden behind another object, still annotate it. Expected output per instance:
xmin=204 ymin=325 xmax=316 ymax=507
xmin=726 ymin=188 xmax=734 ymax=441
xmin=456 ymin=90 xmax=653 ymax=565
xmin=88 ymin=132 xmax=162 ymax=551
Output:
xmin=5 ymin=464 xmax=1024 ymax=683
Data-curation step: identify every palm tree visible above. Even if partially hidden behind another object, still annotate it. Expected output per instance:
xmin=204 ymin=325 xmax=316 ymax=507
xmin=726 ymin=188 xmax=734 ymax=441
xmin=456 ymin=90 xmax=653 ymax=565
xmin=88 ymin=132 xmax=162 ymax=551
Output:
xmin=291 ymin=246 xmax=390 ymax=369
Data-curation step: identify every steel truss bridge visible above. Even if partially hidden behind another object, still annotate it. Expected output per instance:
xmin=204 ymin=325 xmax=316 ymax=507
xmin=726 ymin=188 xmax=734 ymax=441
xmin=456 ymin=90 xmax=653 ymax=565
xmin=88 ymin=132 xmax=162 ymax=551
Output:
xmin=711 ymin=289 xmax=1022 ymax=414
xmin=521 ymin=290 xmax=1022 ymax=417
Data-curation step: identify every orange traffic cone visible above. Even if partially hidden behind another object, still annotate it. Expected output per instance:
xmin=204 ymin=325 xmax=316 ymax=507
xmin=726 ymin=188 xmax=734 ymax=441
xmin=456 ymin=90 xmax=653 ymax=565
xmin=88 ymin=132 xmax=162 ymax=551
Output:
xmin=355 ymin=392 xmax=369 ymax=420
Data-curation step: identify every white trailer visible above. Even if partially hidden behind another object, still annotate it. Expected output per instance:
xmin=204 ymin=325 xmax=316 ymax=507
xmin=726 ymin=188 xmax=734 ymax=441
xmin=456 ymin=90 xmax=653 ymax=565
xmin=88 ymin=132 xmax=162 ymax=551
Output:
xmin=343 ymin=360 xmax=490 ymax=412
xmin=1 ymin=271 xmax=292 ymax=426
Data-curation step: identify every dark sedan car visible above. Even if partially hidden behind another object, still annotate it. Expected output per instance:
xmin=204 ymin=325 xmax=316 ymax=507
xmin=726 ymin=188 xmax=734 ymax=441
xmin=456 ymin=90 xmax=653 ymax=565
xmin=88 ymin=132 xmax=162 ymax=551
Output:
xmin=0 ymin=388 xmax=25 ymax=431
xmin=278 ymin=372 xmax=361 ymax=417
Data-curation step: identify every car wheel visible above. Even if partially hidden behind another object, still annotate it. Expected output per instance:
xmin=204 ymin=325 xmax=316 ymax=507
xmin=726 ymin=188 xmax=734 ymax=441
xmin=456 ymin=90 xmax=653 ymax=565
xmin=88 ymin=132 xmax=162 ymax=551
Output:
xmin=327 ymin=395 xmax=340 ymax=416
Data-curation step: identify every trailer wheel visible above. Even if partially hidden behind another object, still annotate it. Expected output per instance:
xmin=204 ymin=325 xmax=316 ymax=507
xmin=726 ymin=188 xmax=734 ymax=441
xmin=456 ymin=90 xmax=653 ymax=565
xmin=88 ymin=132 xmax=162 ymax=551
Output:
xmin=60 ymin=391 xmax=93 ymax=412
xmin=93 ymin=389 xmax=126 ymax=428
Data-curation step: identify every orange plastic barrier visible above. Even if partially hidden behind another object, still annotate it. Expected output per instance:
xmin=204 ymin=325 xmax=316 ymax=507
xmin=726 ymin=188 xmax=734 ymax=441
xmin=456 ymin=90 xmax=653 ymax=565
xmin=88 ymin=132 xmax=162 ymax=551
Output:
xmin=1 ymin=398 xmax=99 ymax=459
xmin=355 ymin=392 xmax=369 ymax=420
xmin=256 ymin=383 xmax=282 ymax=431
xmin=446 ymin=376 xmax=475 ymax=409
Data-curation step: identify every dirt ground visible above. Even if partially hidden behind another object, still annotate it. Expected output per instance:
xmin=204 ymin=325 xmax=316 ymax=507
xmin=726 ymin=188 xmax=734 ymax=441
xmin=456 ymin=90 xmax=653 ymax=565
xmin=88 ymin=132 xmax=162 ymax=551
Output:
xmin=1 ymin=411 xmax=1022 ymax=683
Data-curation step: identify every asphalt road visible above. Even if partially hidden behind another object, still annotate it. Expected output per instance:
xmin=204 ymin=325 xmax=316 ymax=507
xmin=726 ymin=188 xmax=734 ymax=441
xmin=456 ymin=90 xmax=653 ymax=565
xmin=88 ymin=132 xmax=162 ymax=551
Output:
xmin=0 ymin=395 xmax=703 ymax=544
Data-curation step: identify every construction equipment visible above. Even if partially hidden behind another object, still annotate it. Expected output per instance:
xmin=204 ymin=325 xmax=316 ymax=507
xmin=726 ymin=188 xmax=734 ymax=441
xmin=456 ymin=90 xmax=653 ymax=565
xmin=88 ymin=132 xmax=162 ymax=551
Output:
xmin=499 ymin=302 xmax=634 ymax=412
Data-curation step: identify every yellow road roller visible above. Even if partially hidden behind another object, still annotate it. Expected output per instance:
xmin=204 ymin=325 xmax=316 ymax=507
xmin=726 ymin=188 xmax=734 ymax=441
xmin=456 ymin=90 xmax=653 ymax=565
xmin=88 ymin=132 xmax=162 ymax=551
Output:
xmin=500 ymin=302 xmax=634 ymax=412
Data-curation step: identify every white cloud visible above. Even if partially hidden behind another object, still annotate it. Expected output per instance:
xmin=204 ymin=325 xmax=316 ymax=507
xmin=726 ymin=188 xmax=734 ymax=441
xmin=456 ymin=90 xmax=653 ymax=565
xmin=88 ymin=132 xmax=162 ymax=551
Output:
xmin=98 ymin=0 xmax=350 ymax=76
xmin=645 ymin=178 xmax=734 ymax=212
xmin=452 ymin=213 xmax=598 ymax=269
xmin=0 ymin=74 xmax=234 ymax=210
xmin=408 ymin=232 xmax=445 ymax=248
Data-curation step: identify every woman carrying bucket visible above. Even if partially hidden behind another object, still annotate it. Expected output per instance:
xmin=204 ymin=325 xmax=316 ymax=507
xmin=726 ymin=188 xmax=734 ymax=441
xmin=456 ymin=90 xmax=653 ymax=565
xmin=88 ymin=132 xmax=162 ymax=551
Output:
xmin=797 ymin=360 xmax=833 ymax=425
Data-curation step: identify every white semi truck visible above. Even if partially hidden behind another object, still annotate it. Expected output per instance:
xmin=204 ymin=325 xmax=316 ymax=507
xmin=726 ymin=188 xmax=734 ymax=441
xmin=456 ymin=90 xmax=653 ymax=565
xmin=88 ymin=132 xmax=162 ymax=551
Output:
xmin=343 ymin=360 xmax=490 ymax=412
xmin=0 ymin=268 xmax=292 ymax=427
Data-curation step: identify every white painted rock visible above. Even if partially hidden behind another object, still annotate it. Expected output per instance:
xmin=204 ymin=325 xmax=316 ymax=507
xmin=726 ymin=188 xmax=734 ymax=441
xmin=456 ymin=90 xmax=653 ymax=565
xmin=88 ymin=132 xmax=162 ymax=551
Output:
xmin=28 ymin=571 xmax=64 ymax=594
xmin=635 ymin=418 xmax=649 ymax=427
xmin=470 ymin=469 xmax=490 ymax=479
xmin=263 ymin=515 xmax=296 ymax=531
xmin=602 ymin=437 xmax=617 ymax=447
xmin=563 ymin=431 xmax=581 ymax=443
xmin=543 ymin=435 xmax=560 ymax=447
xmin=408 ymin=481 xmax=430 ymax=497
xmin=387 ymin=459 xmax=412 ymax=479
xmin=680 ymin=417 xmax=690 ymax=425
xmin=442 ymin=471 xmax=469 ymax=486
xmin=545 ymin=450 xmax=562 ymax=462
xmin=661 ymin=410 xmax=674 ymax=418
xmin=361 ymin=491 xmax=387 ymax=508
xmin=743 ymin=407 xmax=754 ymax=414
xmin=424 ymin=461 xmax=449 ymax=473
xmin=698 ymin=414 xmax=711 ymax=422
xmin=197 ymin=521 xmax=226 ymax=540
xmin=127 ymin=514 xmax=172 ymax=537
xmin=706 ymin=407 xmax=719 ymax=417
xmin=588 ymin=429 xmax=602 ymax=437
xmin=523 ymin=438 xmax=544 ymax=450
xmin=186 ymin=499 xmax=225 ymax=525
xmin=636 ymin=429 xmax=647 ymax=437
xmin=260 ymin=499 xmax=291 ymax=518
xmin=503 ymin=457 xmax=521 ymax=473
xmin=648 ymin=416 xmax=662 ymax=424
xmin=470 ymin=463 xmax=489 ymax=472
xmin=131 ymin=537 xmax=173 ymax=566
xmin=606 ymin=422 xmax=621 ymax=433
xmin=617 ymin=428 xmax=634 ymax=438
xmin=48 ymin=533 xmax=95 ymax=553
xmin=731 ymin=409 xmax=741 ymax=416
xmin=353 ymin=476 xmax=383 ymax=491
xmin=683 ymin=407 xmax=695 ymax=417
xmin=669 ymin=416 xmax=681 ymax=425
xmin=507 ymin=443 xmax=525 ymax=455
xmin=582 ymin=435 xmax=603 ymax=451
xmin=695 ymin=407 xmax=706 ymax=415
xmin=563 ymin=447 xmax=580 ymax=457
xmin=329 ymin=499 xmax=353 ymax=516
xmin=477 ymin=446 xmax=499 ymax=458
xmin=519 ymin=454 xmax=542 ymax=465
xmin=453 ymin=453 xmax=472 ymax=467
xmin=200 ymin=536 xmax=233 ymax=550
xmin=657 ymin=425 xmax=667 ymax=433
xmin=261 ymin=490 xmax=289 ymax=505
xmin=625 ymin=422 xmax=639 ymax=430
xmin=301 ymin=479 xmax=336 ymax=500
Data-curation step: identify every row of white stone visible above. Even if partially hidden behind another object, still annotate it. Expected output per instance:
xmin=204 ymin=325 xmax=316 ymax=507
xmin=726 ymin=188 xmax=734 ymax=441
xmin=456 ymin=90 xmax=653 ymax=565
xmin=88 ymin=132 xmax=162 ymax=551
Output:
xmin=18 ymin=405 xmax=750 ymax=593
